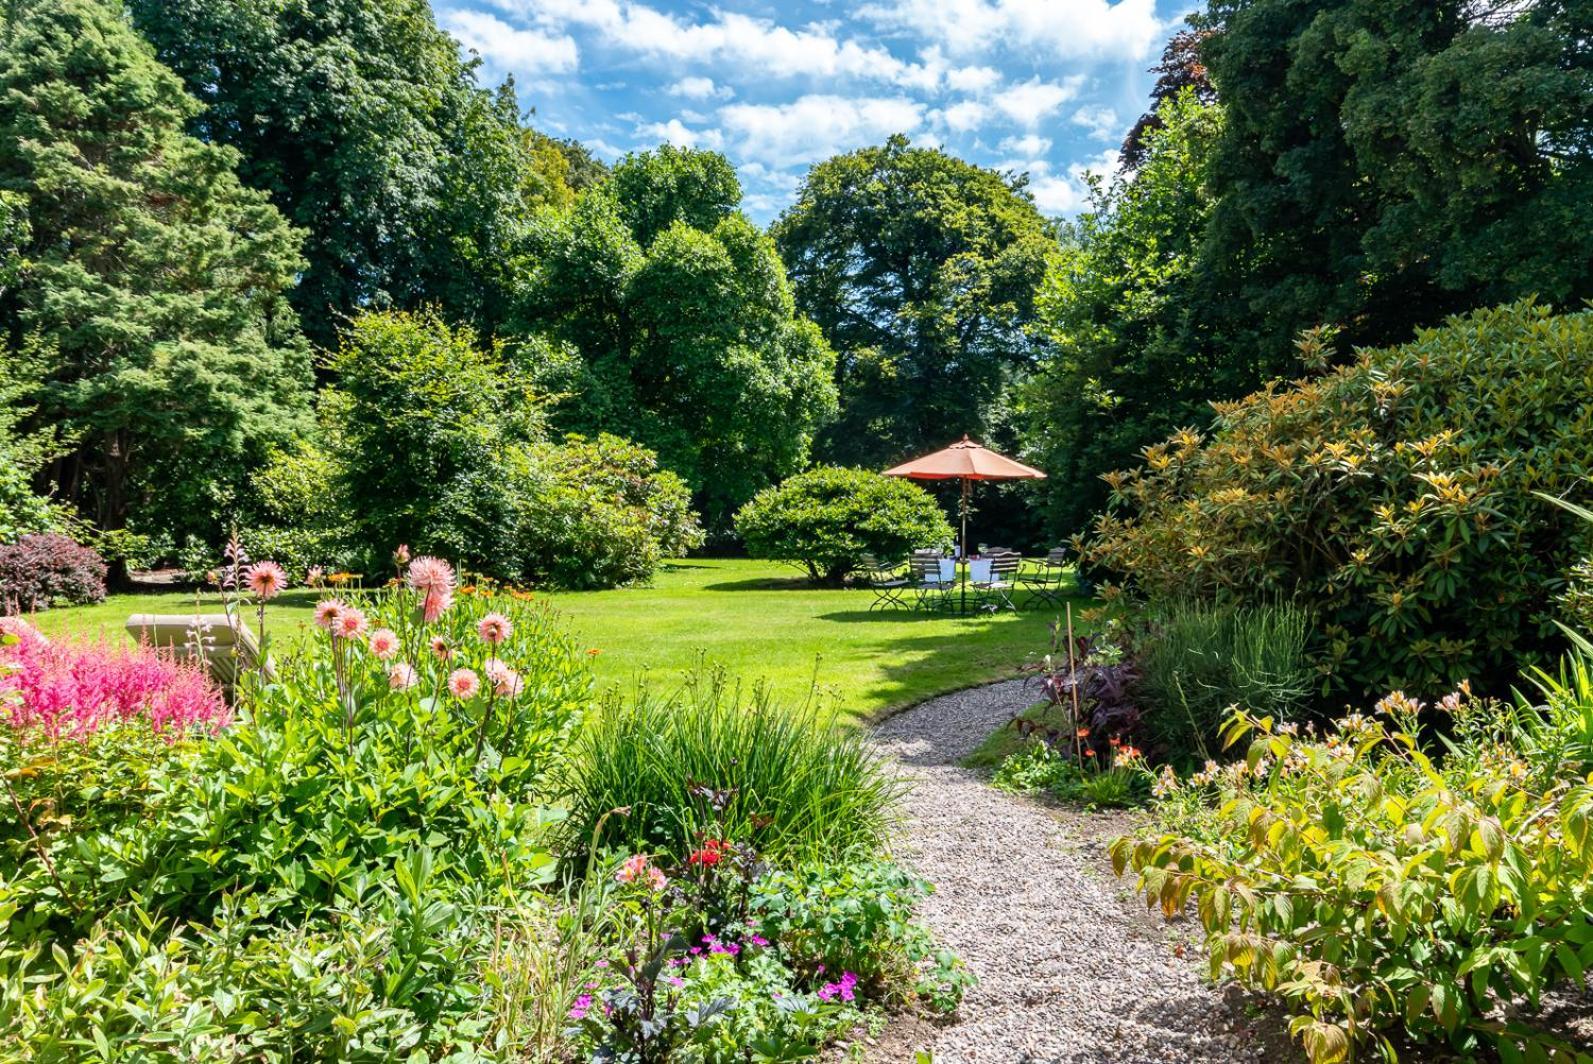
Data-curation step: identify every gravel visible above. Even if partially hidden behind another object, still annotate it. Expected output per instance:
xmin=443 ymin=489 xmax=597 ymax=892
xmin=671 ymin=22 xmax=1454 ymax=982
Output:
xmin=868 ymin=679 xmax=1280 ymax=1063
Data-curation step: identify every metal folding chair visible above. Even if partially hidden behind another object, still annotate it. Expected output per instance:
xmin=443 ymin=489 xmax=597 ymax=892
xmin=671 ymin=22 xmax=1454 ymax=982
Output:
xmin=972 ymin=551 xmax=1022 ymax=611
xmin=909 ymin=555 xmax=955 ymax=611
xmin=1018 ymin=547 xmax=1070 ymax=610
xmin=858 ymin=553 xmax=910 ymax=610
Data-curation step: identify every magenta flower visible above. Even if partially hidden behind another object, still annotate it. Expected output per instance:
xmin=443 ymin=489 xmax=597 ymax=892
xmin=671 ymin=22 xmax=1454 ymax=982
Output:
xmin=244 ymin=561 xmax=288 ymax=601
xmin=568 ymin=993 xmax=593 ymax=1020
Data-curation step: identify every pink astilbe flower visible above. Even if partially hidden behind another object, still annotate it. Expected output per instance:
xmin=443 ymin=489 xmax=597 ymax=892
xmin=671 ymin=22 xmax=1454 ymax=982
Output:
xmin=368 ymin=628 xmax=400 ymax=660
xmin=477 ymin=612 xmax=512 ymax=645
xmin=388 ymin=663 xmax=419 ymax=690
xmin=447 ymin=668 xmax=480 ymax=700
xmin=245 ymin=561 xmax=288 ymax=601
xmin=335 ymin=607 xmax=368 ymax=640
xmin=314 ymin=599 xmax=345 ymax=630
xmin=0 ymin=636 xmax=229 ymax=742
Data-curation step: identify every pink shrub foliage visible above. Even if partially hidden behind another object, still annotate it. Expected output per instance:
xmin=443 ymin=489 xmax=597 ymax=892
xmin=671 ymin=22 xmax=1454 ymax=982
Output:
xmin=0 ymin=622 xmax=230 ymax=741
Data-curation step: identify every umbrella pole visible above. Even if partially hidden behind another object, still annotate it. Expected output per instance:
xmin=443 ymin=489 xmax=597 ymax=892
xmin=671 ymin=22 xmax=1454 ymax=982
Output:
xmin=960 ymin=478 xmax=970 ymax=612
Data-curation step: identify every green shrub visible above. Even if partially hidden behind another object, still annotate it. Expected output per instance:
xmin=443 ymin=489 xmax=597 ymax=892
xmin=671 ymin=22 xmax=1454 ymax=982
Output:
xmin=1090 ymin=301 xmax=1593 ymax=699
xmin=1115 ymin=671 xmax=1593 ymax=1064
xmin=558 ymin=668 xmax=901 ymax=865
xmin=1 ymin=581 xmax=591 ymax=1057
xmin=734 ymin=466 xmax=953 ymax=585
xmin=751 ymin=860 xmax=972 ymax=1013
xmin=1133 ymin=600 xmax=1311 ymax=758
xmin=326 ymin=309 xmax=541 ymax=570
xmin=509 ymin=433 xmax=703 ymax=589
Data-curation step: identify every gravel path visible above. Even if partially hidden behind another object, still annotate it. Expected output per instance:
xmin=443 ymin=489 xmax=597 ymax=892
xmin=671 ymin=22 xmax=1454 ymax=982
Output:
xmin=869 ymin=679 xmax=1276 ymax=1063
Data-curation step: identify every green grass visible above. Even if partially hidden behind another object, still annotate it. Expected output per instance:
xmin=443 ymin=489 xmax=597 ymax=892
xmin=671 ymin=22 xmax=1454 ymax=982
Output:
xmin=30 ymin=558 xmax=1088 ymax=720
xmin=960 ymin=700 xmax=1065 ymax=770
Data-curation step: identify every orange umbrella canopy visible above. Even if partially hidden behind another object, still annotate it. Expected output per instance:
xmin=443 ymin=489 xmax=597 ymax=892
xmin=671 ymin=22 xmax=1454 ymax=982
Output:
xmin=882 ymin=436 xmax=1046 ymax=482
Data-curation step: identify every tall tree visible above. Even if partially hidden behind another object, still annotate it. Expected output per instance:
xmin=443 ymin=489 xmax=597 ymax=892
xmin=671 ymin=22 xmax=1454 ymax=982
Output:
xmin=1120 ymin=29 xmax=1217 ymax=171
xmin=514 ymin=146 xmax=837 ymax=530
xmin=1195 ymin=0 xmax=1592 ymax=358
xmin=127 ymin=0 xmax=560 ymax=342
xmin=1023 ymin=91 xmax=1228 ymax=536
xmin=774 ymin=136 xmax=1056 ymax=469
xmin=0 ymin=0 xmax=309 ymax=540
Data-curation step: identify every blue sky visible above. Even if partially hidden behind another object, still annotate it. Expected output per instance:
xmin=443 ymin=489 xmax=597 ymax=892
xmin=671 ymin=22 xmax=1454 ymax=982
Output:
xmin=434 ymin=0 xmax=1196 ymax=224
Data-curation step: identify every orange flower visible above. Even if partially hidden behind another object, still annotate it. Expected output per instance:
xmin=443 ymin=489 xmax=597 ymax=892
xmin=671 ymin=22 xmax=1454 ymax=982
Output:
xmin=1075 ymin=727 xmax=1091 ymax=739
xmin=587 ymin=648 xmax=602 ymax=656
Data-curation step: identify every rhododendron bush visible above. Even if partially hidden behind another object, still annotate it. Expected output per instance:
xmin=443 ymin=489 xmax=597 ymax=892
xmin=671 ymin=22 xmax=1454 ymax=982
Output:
xmin=1113 ymin=666 xmax=1593 ymax=1064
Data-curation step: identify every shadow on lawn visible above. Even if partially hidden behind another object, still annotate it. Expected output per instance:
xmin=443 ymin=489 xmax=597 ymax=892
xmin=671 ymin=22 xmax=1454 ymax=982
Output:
xmin=702 ymin=576 xmax=822 ymax=592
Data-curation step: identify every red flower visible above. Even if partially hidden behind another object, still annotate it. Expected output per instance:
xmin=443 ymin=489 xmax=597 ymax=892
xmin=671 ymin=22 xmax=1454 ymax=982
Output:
xmin=688 ymin=838 xmax=730 ymax=867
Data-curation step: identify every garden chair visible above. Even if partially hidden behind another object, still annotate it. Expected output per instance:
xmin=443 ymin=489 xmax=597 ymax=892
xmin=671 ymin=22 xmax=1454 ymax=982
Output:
xmin=909 ymin=555 xmax=956 ymax=611
xmin=1018 ymin=547 xmax=1071 ymax=611
xmin=972 ymin=551 xmax=1022 ymax=611
xmin=126 ymin=613 xmax=273 ymax=694
xmin=857 ymin=553 xmax=911 ymax=611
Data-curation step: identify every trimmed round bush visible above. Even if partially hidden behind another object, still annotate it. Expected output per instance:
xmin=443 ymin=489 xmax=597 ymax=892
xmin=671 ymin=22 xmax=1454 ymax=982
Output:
xmin=0 ymin=533 xmax=107 ymax=612
xmin=1089 ymin=301 xmax=1593 ymax=699
xmin=734 ymin=466 xmax=953 ymax=585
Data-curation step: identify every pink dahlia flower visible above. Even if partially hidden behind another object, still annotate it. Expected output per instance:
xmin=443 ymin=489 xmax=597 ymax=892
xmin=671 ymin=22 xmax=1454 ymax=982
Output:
xmin=430 ymin=635 xmax=452 ymax=661
xmin=447 ymin=668 xmax=481 ymax=700
xmin=477 ymin=612 xmax=512 ymax=645
xmin=245 ymin=561 xmax=288 ymax=601
xmin=484 ymin=658 xmax=522 ymax=697
xmin=368 ymin=628 xmax=400 ymax=660
xmin=406 ymin=556 xmax=454 ymax=595
xmin=335 ymin=607 xmax=368 ymax=640
xmin=422 ymin=586 xmax=453 ymax=623
xmin=387 ymin=662 xmax=419 ymax=691
xmin=313 ymin=599 xmax=345 ymax=630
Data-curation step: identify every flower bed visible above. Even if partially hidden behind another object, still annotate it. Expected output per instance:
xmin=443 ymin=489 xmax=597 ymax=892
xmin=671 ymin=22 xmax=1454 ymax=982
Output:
xmin=0 ymin=548 xmax=962 ymax=1060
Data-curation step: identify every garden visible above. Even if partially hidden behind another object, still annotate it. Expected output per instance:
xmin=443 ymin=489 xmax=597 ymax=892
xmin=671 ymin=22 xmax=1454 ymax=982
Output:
xmin=2 ymin=0 xmax=1592 ymax=1061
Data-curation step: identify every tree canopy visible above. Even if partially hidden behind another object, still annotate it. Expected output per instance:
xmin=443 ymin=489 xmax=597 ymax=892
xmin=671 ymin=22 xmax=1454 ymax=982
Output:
xmin=514 ymin=146 xmax=838 ymax=531
xmin=0 ymin=0 xmax=310 ymax=541
xmin=128 ymin=0 xmax=574 ymax=342
xmin=1195 ymin=0 xmax=1592 ymax=357
xmin=773 ymin=136 xmax=1056 ymax=471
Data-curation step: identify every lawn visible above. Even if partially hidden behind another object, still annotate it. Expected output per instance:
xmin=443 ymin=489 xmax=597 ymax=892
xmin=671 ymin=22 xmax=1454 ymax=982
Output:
xmin=30 ymin=558 xmax=1087 ymax=719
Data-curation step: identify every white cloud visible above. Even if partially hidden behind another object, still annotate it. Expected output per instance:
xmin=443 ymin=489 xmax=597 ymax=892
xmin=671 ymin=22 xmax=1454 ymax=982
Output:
xmin=946 ymin=64 xmax=1002 ymax=93
xmin=719 ymin=95 xmax=925 ymax=167
xmin=939 ymin=100 xmax=989 ymax=133
xmin=861 ymin=0 xmax=1167 ymax=62
xmin=1072 ymin=104 xmax=1121 ymax=141
xmin=1000 ymin=133 xmax=1052 ymax=156
xmin=667 ymin=76 xmax=732 ymax=101
xmin=1028 ymin=175 xmax=1085 ymax=214
xmin=500 ymin=0 xmax=944 ymax=90
xmin=636 ymin=118 xmax=725 ymax=150
xmin=990 ymin=77 xmax=1082 ymax=127
xmin=442 ymin=10 xmax=579 ymax=73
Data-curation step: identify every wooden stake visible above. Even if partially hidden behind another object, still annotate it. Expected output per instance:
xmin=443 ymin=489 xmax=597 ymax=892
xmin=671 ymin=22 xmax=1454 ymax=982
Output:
xmin=1066 ymin=601 xmax=1083 ymax=763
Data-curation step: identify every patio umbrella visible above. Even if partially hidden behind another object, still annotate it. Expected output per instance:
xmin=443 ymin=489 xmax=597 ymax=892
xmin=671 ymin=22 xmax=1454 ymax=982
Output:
xmin=882 ymin=435 xmax=1046 ymax=560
